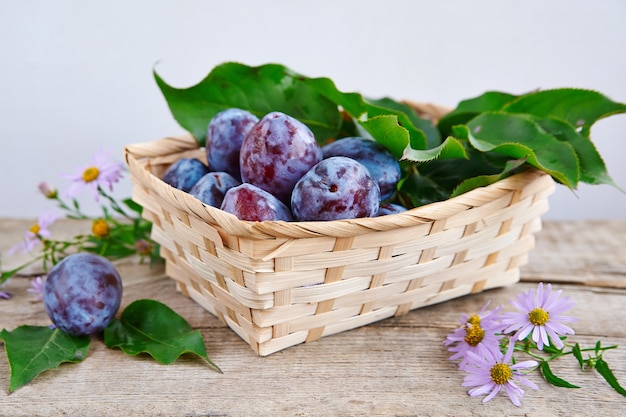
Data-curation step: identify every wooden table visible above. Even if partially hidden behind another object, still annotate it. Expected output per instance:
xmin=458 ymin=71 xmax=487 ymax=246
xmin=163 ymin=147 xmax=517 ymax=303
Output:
xmin=1 ymin=218 xmax=625 ymax=416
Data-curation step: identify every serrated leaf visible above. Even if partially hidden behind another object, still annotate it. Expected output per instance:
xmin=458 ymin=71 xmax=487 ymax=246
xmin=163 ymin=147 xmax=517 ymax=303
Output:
xmin=401 ymin=136 xmax=467 ymax=163
xmin=464 ymin=112 xmax=580 ymax=188
xmin=450 ymin=158 xmax=527 ymax=198
xmin=0 ymin=326 xmax=90 ymax=392
xmin=503 ymin=88 xmax=626 ymax=136
xmin=539 ymin=360 xmax=580 ymax=389
xmin=367 ymin=97 xmax=442 ymax=148
xmin=407 ymin=150 xmax=506 ymax=206
xmin=437 ymin=91 xmax=518 ymax=136
xmin=154 ymin=62 xmax=342 ymax=145
xmin=534 ymin=116 xmax=623 ymax=190
xmin=303 ymin=76 xmax=430 ymax=155
xmin=104 ymin=299 xmax=221 ymax=372
xmin=596 ymin=357 xmax=626 ymax=397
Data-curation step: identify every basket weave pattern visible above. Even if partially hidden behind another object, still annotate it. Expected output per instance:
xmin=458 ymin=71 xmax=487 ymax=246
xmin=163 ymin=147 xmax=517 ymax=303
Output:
xmin=124 ymin=110 xmax=555 ymax=356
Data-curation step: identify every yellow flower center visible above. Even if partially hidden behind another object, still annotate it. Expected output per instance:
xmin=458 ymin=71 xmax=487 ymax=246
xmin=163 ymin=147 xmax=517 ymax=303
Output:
xmin=490 ymin=363 xmax=513 ymax=385
xmin=29 ymin=224 xmax=41 ymax=235
xmin=92 ymin=219 xmax=110 ymax=238
xmin=467 ymin=314 xmax=480 ymax=327
xmin=82 ymin=167 xmax=100 ymax=183
xmin=529 ymin=307 xmax=550 ymax=326
xmin=464 ymin=315 xmax=485 ymax=346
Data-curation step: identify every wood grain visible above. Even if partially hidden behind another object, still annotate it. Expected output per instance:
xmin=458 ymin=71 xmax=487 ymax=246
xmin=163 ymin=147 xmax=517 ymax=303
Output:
xmin=1 ymin=219 xmax=625 ymax=417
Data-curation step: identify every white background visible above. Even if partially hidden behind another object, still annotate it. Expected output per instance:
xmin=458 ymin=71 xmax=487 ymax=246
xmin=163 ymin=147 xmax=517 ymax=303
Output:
xmin=1 ymin=0 xmax=625 ymax=220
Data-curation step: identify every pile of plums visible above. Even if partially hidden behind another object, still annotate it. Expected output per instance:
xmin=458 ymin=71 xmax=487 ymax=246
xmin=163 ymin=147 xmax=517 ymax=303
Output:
xmin=161 ymin=108 xmax=407 ymax=221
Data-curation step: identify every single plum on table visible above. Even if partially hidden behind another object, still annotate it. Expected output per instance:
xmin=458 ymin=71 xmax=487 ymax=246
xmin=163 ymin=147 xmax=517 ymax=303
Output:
xmin=206 ymin=108 xmax=259 ymax=181
xmin=239 ymin=111 xmax=323 ymax=205
xmin=189 ymin=172 xmax=241 ymax=208
xmin=221 ymin=183 xmax=293 ymax=222
xmin=291 ymin=156 xmax=381 ymax=221
xmin=321 ymin=137 xmax=401 ymax=201
xmin=161 ymin=158 xmax=209 ymax=192
xmin=43 ymin=252 xmax=123 ymax=336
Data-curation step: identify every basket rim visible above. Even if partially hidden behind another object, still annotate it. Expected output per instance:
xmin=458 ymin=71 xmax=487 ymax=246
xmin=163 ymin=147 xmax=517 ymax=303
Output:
xmin=125 ymin=134 xmax=554 ymax=240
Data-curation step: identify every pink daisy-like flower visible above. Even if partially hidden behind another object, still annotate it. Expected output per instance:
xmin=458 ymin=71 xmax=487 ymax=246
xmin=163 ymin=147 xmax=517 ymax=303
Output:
xmin=27 ymin=275 xmax=46 ymax=301
xmin=463 ymin=337 xmax=539 ymax=407
xmin=500 ymin=282 xmax=576 ymax=350
xmin=8 ymin=209 xmax=61 ymax=254
xmin=444 ymin=300 xmax=506 ymax=369
xmin=63 ymin=149 xmax=124 ymax=202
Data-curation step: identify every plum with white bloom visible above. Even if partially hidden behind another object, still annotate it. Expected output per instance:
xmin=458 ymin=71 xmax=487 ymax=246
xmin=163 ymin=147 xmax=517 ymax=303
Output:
xmin=43 ymin=253 xmax=123 ymax=336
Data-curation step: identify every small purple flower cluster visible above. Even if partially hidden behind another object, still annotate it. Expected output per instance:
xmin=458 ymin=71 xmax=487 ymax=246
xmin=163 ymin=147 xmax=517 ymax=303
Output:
xmin=445 ymin=282 xmax=576 ymax=407
xmin=2 ymin=150 xmax=158 ymax=298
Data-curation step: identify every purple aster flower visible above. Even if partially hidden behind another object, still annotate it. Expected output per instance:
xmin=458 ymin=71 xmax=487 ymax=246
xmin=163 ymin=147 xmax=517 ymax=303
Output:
xmin=462 ymin=337 xmax=539 ymax=407
xmin=63 ymin=149 xmax=125 ymax=202
xmin=27 ymin=275 xmax=46 ymax=301
xmin=0 ymin=281 xmax=11 ymax=300
xmin=8 ymin=209 xmax=61 ymax=254
xmin=500 ymin=282 xmax=576 ymax=350
xmin=444 ymin=300 xmax=506 ymax=369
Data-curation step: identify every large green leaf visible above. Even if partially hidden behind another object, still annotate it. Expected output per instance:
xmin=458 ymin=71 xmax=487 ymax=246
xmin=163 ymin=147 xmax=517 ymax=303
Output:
xmin=154 ymin=62 xmax=342 ymax=145
xmin=437 ymin=91 xmax=518 ymax=136
xmin=303 ymin=76 xmax=430 ymax=156
xmin=104 ymin=299 xmax=221 ymax=372
xmin=534 ymin=116 xmax=622 ymax=189
xmin=0 ymin=326 xmax=90 ymax=392
xmin=464 ymin=112 xmax=580 ymax=188
xmin=503 ymin=88 xmax=626 ymax=136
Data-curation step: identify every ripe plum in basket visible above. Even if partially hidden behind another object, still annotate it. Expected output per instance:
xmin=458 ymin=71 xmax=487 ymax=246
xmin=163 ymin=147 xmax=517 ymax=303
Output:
xmin=322 ymin=137 xmax=401 ymax=200
xmin=291 ymin=156 xmax=381 ymax=221
xmin=221 ymin=183 xmax=293 ymax=221
xmin=206 ymin=108 xmax=259 ymax=181
xmin=161 ymin=157 xmax=209 ymax=192
xmin=189 ymin=172 xmax=241 ymax=208
xmin=239 ymin=111 xmax=323 ymax=205
xmin=377 ymin=202 xmax=408 ymax=216
xmin=43 ymin=253 xmax=123 ymax=336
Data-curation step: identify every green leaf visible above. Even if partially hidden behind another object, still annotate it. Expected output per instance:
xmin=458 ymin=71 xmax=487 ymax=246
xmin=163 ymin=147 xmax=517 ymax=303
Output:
xmin=104 ymin=299 xmax=221 ymax=372
xmin=397 ymin=171 xmax=451 ymax=208
xmin=123 ymin=198 xmax=144 ymax=214
xmin=539 ymin=360 xmax=580 ymax=389
xmin=154 ymin=62 xmax=342 ymax=145
xmin=366 ymin=97 xmax=442 ymax=148
xmin=503 ymin=88 xmax=626 ymax=136
xmin=437 ymin=91 xmax=518 ymax=136
xmin=596 ymin=357 xmax=626 ymax=397
xmin=0 ymin=326 xmax=90 ymax=392
xmin=535 ymin=116 xmax=623 ymax=190
xmin=572 ymin=343 xmax=585 ymax=369
xmin=401 ymin=136 xmax=468 ymax=163
xmin=303 ymin=76 xmax=430 ymax=155
xmin=464 ymin=112 xmax=580 ymax=188
xmin=451 ymin=158 xmax=527 ymax=198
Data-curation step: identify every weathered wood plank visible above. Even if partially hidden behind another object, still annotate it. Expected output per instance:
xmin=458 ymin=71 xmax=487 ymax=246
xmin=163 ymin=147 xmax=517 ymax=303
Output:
xmin=1 ymin=219 xmax=625 ymax=416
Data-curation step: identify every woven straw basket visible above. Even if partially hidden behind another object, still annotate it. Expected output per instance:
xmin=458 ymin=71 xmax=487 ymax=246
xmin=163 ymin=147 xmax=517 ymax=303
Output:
xmin=124 ymin=102 xmax=556 ymax=356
